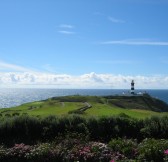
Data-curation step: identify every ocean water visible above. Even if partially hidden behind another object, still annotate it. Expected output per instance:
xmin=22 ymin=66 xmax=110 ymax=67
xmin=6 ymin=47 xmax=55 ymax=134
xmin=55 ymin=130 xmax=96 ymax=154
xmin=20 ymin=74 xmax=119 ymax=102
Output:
xmin=0 ymin=88 xmax=168 ymax=108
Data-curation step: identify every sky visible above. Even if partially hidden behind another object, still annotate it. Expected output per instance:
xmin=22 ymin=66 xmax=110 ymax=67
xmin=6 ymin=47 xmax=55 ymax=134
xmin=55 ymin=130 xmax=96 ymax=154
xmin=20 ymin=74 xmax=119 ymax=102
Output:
xmin=0 ymin=0 xmax=168 ymax=89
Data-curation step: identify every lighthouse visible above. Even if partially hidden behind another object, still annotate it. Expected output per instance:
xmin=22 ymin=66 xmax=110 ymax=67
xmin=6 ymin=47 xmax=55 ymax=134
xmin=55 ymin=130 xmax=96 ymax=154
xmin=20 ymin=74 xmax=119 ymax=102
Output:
xmin=131 ymin=80 xmax=135 ymax=95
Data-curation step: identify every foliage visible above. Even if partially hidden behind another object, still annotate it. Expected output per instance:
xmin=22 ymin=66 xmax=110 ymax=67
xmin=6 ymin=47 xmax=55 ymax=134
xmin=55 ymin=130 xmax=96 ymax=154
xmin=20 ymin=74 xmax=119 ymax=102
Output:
xmin=0 ymin=146 xmax=6 ymax=161
xmin=0 ymin=114 xmax=168 ymax=146
xmin=141 ymin=115 xmax=168 ymax=139
xmin=87 ymin=116 xmax=143 ymax=142
xmin=0 ymin=137 xmax=128 ymax=162
xmin=0 ymin=138 xmax=168 ymax=161
xmin=138 ymin=138 xmax=168 ymax=162
xmin=164 ymin=149 xmax=168 ymax=162
xmin=0 ymin=115 xmax=42 ymax=146
xmin=26 ymin=143 xmax=53 ymax=162
xmin=108 ymin=138 xmax=138 ymax=159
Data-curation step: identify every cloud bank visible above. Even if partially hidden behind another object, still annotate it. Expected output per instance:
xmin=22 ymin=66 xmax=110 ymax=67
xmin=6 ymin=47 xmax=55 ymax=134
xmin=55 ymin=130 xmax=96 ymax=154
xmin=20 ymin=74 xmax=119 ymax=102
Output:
xmin=0 ymin=72 xmax=168 ymax=89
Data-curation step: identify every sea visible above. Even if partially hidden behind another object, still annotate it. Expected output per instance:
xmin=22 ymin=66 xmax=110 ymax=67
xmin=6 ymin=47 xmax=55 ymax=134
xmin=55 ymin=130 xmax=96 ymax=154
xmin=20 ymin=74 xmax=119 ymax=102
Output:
xmin=0 ymin=88 xmax=168 ymax=108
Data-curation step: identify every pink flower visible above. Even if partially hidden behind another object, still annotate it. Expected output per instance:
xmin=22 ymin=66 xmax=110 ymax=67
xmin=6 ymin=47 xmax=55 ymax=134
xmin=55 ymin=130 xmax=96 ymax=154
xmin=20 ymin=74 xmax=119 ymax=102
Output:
xmin=110 ymin=160 xmax=115 ymax=162
xmin=164 ymin=149 xmax=168 ymax=155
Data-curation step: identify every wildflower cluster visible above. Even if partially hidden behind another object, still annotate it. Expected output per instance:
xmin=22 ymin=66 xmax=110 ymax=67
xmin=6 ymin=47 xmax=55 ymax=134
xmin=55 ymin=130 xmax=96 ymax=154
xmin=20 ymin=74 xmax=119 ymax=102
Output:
xmin=0 ymin=141 xmax=126 ymax=162
xmin=164 ymin=149 xmax=168 ymax=162
xmin=65 ymin=142 xmax=114 ymax=161
xmin=26 ymin=143 xmax=53 ymax=161
xmin=108 ymin=138 xmax=138 ymax=159
xmin=0 ymin=138 xmax=168 ymax=162
xmin=0 ymin=146 xmax=6 ymax=159
xmin=7 ymin=143 xmax=32 ymax=158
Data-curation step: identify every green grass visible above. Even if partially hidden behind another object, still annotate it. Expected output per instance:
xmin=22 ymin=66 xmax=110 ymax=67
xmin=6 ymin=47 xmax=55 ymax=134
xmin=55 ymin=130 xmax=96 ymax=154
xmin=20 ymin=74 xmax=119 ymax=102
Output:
xmin=0 ymin=95 xmax=168 ymax=119
xmin=83 ymin=102 xmax=167 ymax=119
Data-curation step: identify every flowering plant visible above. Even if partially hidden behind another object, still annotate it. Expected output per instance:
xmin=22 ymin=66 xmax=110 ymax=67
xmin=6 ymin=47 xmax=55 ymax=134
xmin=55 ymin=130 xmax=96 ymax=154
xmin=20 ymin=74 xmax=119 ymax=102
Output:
xmin=7 ymin=143 xmax=31 ymax=157
xmin=164 ymin=149 xmax=168 ymax=162
xmin=0 ymin=145 xmax=6 ymax=160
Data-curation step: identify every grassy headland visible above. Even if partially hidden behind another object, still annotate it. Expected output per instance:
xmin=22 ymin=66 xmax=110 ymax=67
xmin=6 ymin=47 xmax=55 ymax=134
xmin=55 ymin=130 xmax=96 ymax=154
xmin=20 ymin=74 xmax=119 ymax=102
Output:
xmin=1 ymin=94 xmax=168 ymax=119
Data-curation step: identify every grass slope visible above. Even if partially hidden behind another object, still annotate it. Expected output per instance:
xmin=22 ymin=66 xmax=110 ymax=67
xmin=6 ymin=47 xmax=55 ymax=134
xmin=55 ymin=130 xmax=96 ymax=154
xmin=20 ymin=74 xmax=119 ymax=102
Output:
xmin=0 ymin=95 xmax=168 ymax=119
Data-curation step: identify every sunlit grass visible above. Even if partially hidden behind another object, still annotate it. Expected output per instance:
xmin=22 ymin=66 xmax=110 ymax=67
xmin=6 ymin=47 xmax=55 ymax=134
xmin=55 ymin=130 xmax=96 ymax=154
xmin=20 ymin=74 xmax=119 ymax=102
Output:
xmin=84 ymin=103 xmax=165 ymax=119
xmin=0 ymin=95 xmax=168 ymax=119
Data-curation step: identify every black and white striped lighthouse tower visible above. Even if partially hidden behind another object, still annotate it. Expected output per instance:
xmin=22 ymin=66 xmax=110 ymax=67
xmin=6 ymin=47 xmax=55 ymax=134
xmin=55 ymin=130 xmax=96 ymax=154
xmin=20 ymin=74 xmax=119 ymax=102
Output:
xmin=131 ymin=80 xmax=135 ymax=95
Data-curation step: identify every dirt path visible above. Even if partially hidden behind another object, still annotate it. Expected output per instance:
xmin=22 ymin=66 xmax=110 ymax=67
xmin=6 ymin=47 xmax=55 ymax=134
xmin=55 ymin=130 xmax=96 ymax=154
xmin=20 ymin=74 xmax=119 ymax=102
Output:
xmin=61 ymin=102 xmax=65 ymax=107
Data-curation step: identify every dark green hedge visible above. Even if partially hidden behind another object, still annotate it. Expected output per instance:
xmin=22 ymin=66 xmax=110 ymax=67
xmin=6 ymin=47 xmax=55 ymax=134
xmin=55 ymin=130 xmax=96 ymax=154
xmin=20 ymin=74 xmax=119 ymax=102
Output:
xmin=0 ymin=115 xmax=168 ymax=146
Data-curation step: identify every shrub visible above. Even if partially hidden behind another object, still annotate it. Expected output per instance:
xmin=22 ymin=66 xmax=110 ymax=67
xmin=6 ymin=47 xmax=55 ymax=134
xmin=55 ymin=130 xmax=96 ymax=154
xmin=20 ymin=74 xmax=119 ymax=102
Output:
xmin=41 ymin=115 xmax=60 ymax=140
xmin=141 ymin=116 xmax=168 ymax=139
xmin=26 ymin=143 xmax=53 ymax=162
xmin=87 ymin=116 xmax=143 ymax=142
xmin=1 ymin=114 xmax=168 ymax=147
xmin=138 ymin=138 xmax=168 ymax=162
xmin=0 ymin=146 xmax=6 ymax=162
xmin=0 ymin=116 xmax=42 ymax=146
xmin=164 ymin=149 xmax=168 ymax=161
xmin=6 ymin=143 xmax=32 ymax=162
xmin=12 ymin=113 xmax=20 ymax=116
xmin=4 ymin=113 xmax=11 ymax=117
xmin=52 ymin=139 xmax=127 ymax=162
xmin=108 ymin=138 xmax=138 ymax=159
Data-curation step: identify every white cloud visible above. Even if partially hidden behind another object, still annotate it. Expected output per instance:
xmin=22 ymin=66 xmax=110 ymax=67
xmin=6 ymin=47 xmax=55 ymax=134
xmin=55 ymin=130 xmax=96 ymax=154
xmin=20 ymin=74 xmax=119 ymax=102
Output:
xmin=94 ymin=12 xmax=125 ymax=23
xmin=0 ymin=61 xmax=32 ymax=72
xmin=0 ymin=72 xmax=168 ymax=89
xmin=108 ymin=16 xmax=125 ymax=23
xmin=59 ymin=24 xmax=74 ymax=29
xmin=100 ymin=39 xmax=168 ymax=46
xmin=58 ymin=30 xmax=75 ymax=35
xmin=58 ymin=24 xmax=75 ymax=35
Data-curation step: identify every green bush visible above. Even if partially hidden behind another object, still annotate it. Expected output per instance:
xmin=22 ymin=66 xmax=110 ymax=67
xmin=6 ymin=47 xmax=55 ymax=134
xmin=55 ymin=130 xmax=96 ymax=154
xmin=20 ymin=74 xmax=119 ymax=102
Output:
xmin=4 ymin=113 xmax=11 ymax=117
xmin=1 ymin=136 xmax=168 ymax=161
xmin=108 ymin=138 xmax=138 ymax=159
xmin=0 ymin=145 xmax=6 ymax=162
xmin=141 ymin=116 xmax=168 ymax=139
xmin=26 ymin=143 xmax=53 ymax=162
xmin=0 ymin=116 xmax=42 ymax=146
xmin=12 ymin=113 xmax=20 ymax=116
xmin=41 ymin=115 xmax=60 ymax=140
xmin=0 ymin=114 xmax=168 ymax=147
xmin=138 ymin=138 xmax=168 ymax=162
xmin=87 ymin=116 xmax=143 ymax=142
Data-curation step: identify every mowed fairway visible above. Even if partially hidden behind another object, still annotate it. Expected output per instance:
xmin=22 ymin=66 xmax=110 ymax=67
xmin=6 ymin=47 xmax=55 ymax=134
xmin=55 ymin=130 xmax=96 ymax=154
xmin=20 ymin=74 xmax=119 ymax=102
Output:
xmin=0 ymin=95 xmax=168 ymax=119
xmin=0 ymin=100 xmax=86 ymax=117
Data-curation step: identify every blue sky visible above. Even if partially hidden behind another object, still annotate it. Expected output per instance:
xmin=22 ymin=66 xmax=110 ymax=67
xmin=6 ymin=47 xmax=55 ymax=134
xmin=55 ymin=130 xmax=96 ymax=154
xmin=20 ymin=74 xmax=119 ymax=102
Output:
xmin=0 ymin=0 xmax=168 ymax=88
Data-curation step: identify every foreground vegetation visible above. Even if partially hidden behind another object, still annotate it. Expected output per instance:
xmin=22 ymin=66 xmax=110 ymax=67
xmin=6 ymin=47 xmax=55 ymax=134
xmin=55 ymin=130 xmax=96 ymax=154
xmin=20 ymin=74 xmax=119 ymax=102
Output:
xmin=0 ymin=135 xmax=168 ymax=162
xmin=0 ymin=114 xmax=168 ymax=161
xmin=0 ymin=95 xmax=168 ymax=161
xmin=1 ymin=114 xmax=168 ymax=145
